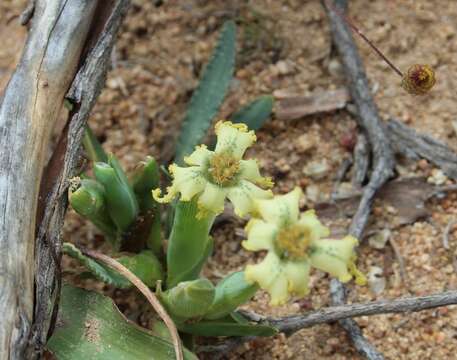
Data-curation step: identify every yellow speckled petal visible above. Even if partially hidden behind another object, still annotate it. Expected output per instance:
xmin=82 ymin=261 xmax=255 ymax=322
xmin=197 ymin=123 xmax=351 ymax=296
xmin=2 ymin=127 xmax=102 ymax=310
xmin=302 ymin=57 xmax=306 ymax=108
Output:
xmin=227 ymin=180 xmax=273 ymax=217
xmin=171 ymin=165 xmax=207 ymax=201
xmin=245 ymin=252 xmax=288 ymax=305
xmin=197 ymin=182 xmax=228 ymax=215
xmin=283 ymin=260 xmax=311 ymax=297
xmin=214 ymin=121 xmax=256 ymax=160
xmin=309 ymin=236 xmax=358 ymax=283
xmin=239 ymin=159 xmax=274 ymax=188
xmin=298 ymin=210 xmax=330 ymax=241
xmin=242 ymin=219 xmax=277 ymax=251
xmin=245 ymin=252 xmax=280 ymax=288
xmin=184 ymin=144 xmax=213 ymax=166
xmin=268 ymin=272 xmax=289 ymax=306
xmin=256 ymin=187 xmax=302 ymax=227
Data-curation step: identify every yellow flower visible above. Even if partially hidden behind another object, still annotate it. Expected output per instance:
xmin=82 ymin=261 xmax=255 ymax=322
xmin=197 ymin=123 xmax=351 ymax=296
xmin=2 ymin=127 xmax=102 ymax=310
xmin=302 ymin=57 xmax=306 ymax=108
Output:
xmin=153 ymin=121 xmax=273 ymax=217
xmin=401 ymin=64 xmax=436 ymax=95
xmin=243 ymin=188 xmax=365 ymax=305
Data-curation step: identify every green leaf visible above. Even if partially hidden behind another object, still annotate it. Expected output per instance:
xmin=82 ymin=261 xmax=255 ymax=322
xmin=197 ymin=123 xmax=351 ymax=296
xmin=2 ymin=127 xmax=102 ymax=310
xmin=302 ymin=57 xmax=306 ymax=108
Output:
xmin=166 ymin=199 xmax=215 ymax=289
xmin=63 ymin=243 xmax=163 ymax=288
xmin=230 ymin=95 xmax=274 ymax=131
xmin=204 ymin=271 xmax=258 ymax=320
xmin=174 ymin=20 xmax=236 ymax=164
xmin=83 ymin=125 xmax=108 ymax=163
xmin=94 ymin=156 xmax=139 ymax=240
xmin=131 ymin=156 xmax=162 ymax=254
xmin=178 ymin=314 xmax=278 ymax=337
xmin=160 ymin=278 xmax=215 ymax=321
xmin=47 ymin=285 xmax=197 ymax=360
xmin=68 ymin=178 xmax=117 ymax=240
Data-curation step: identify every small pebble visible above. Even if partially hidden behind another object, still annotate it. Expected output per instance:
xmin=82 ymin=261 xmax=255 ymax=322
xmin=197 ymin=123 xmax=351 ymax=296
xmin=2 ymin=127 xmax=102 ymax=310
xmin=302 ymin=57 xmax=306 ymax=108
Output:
xmin=368 ymin=229 xmax=391 ymax=249
xmin=303 ymin=160 xmax=329 ymax=180
xmin=368 ymin=266 xmax=386 ymax=295
xmin=427 ymin=169 xmax=448 ymax=185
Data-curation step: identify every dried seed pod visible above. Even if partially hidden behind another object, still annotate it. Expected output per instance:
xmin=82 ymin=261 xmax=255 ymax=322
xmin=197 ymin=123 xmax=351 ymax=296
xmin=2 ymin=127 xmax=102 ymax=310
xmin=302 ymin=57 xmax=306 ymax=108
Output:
xmin=401 ymin=64 xmax=436 ymax=95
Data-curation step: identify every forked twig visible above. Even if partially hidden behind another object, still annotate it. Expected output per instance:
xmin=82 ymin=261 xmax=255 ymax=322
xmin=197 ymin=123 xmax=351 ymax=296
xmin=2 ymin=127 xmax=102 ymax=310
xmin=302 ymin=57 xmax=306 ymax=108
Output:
xmin=81 ymin=248 xmax=183 ymax=360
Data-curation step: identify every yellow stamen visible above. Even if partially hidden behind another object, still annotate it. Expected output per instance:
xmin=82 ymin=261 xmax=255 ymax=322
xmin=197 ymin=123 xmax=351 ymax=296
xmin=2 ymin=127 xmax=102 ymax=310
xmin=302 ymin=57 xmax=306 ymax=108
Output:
xmin=276 ymin=225 xmax=310 ymax=260
xmin=208 ymin=152 xmax=240 ymax=186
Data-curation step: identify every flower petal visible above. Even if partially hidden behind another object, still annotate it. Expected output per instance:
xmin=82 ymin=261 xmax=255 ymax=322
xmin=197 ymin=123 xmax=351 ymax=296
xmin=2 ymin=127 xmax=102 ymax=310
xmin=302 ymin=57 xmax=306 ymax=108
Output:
xmin=244 ymin=252 xmax=288 ymax=305
xmin=197 ymin=182 xmax=228 ymax=215
xmin=227 ymin=180 xmax=273 ymax=217
xmin=152 ymin=165 xmax=206 ymax=203
xmin=283 ymin=260 xmax=311 ymax=297
xmin=309 ymin=236 xmax=358 ymax=283
xmin=214 ymin=121 xmax=256 ymax=160
xmin=184 ymin=144 xmax=212 ymax=166
xmin=298 ymin=210 xmax=330 ymax=241
xmin=242 ymin=219 xmax=277 ymax=251
xmin=172 ymin=165 xmax=207 ymax=201
xmin=239 ymin=159 xmax=274 ymax=188
xmin=255 ymin=187 xmax=302 ymax=227
xmin=268 ymin=272 xmax=289 ymax=306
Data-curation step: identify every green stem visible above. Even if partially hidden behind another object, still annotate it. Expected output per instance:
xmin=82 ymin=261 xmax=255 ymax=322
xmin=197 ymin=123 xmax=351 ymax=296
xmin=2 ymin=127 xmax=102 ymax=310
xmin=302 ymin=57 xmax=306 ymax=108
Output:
xmin=166 ymin=199 xmax=215 ymax=289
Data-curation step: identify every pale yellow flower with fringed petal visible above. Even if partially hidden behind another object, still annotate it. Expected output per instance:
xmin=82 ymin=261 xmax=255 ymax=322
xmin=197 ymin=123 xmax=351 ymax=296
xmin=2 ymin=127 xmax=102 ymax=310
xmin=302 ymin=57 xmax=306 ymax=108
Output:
xmin=153 ymin=121 xmax=273 ymax=217
xmin=243 ymin=187 xmax=366 ymax=306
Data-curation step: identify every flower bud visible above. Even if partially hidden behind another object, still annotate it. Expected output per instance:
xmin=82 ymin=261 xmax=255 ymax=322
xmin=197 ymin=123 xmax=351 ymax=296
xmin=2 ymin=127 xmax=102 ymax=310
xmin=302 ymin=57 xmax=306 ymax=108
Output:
xmin=159 ymin=278 xmax=215 ymax=321
xmin=68 ymin=178 xmax=116 ymax=238
xmin=93 ymin=155 xmax=139 ymax=232
xmin=204 ymin=271 xmax=258 ymax=320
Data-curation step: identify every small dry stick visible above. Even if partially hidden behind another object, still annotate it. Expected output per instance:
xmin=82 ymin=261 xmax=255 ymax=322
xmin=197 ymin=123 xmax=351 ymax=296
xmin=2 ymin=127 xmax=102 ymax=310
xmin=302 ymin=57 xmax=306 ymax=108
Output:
xmin=82 ymin=248 xmax=183 ymax=360
xmin=443 ymin=217 xmax=456 ymax=250
xmin=388 ymin=235 xmax=408 ymax=286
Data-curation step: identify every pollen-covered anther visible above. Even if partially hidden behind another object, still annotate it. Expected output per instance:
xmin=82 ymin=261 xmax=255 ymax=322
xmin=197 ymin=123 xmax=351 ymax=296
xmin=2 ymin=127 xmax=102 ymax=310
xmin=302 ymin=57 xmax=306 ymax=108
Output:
xmin=401 ymin=64 xmax=436 ymax=95
xmin=276 ymin=225 xmax=310 ymax=260
xmin=208 ymin=152 xmax=240 ymax=186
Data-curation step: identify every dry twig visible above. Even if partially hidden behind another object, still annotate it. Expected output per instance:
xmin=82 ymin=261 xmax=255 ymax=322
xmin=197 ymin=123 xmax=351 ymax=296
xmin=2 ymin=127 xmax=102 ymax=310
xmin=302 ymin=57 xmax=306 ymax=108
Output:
xmin=200 ymin=288 xmax=457 ymax=354
xmin=323 ymin=0 xmax=395 ymax=357
xmin=81 ymin=248 xmax=183 ymax=360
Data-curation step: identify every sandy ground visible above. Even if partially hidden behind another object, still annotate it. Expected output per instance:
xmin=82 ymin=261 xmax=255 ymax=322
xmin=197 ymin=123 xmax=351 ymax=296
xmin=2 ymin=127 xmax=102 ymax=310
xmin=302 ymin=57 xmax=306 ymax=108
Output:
xmin=2 ymin=1 xmax=457 ymax=359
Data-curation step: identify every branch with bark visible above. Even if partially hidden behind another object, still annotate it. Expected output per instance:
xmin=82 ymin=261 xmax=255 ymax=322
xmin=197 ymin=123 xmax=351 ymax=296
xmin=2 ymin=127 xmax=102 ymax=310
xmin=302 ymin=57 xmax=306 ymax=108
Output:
xmin=200 ymin=288 xmax=457 ymax=354
xmin=0 ymin=1 xmax=130 ymax=359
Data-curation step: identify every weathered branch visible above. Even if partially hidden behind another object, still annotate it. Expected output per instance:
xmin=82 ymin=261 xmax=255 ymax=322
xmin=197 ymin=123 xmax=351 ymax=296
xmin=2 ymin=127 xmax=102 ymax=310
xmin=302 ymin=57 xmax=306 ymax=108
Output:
xmin=31 ymin=1 xmax=130 ymax=358
xmin=329 ymin=280 xmax=384 ymax=360
xmin=0 ymin=2 xmax=97 ymax=358
xmin=200 ymin=289 xmax=457 ymax=354
xmin=323 ymin=0 xmax=395 ymax=358
xmin=386 ymin=118 xmax=457 ymax=180
xmin=0 ymin=1 xmax=130 ymax=358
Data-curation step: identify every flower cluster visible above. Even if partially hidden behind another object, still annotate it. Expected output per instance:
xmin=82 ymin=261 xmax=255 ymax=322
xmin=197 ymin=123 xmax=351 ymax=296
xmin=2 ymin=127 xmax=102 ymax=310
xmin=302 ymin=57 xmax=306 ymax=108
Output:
xmin=153 ymin=121 xmax=273 ymax=217
xmin=243 ymin=188 xmax=366 ymax=305
xmin=154 ymin=121 xmax=365 ymax=305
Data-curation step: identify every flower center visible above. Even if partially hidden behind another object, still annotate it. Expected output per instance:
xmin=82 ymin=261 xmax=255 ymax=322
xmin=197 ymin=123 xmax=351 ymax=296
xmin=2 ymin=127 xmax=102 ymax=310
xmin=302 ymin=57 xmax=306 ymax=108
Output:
xmin=208 ymin=152 xmax=240 ymax=186
xmin=275 ymin=225 xmax=310 ymax=260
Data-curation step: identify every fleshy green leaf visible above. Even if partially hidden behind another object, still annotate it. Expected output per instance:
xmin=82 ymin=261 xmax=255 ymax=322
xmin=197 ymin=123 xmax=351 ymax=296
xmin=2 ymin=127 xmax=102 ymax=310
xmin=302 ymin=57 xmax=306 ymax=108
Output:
xmin=230 ymin=95 xmax=274 ymax=131
xmin=47 ymin=285 xmax=197 ymax=360
xmin=94 ymin=156 xmax=139 ymax=239
xmin=205 ymin=271 xmax=258 ymax=320
xmin=178 ymin=314 xmax=277 ymax=337
xmin=174 ymin=20 xmax=236 ymax=164
xmin=63 ymin=243 xmax=163 ymax=288
xmin=131 ymin=156 xmax=162 ymax=254
xmin=166 ymin=199 xmax=215 ymax=288
xmin=68 ymin=178 xmax=117 ymax=240
xmin=83 ymin=125 xmax=108 ymax=163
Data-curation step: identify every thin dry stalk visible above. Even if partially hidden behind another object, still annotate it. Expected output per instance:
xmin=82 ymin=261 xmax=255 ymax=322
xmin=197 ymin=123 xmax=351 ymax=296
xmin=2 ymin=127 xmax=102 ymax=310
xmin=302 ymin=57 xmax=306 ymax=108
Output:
xmin=82 ymin=248 xmax=183 ymax=360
